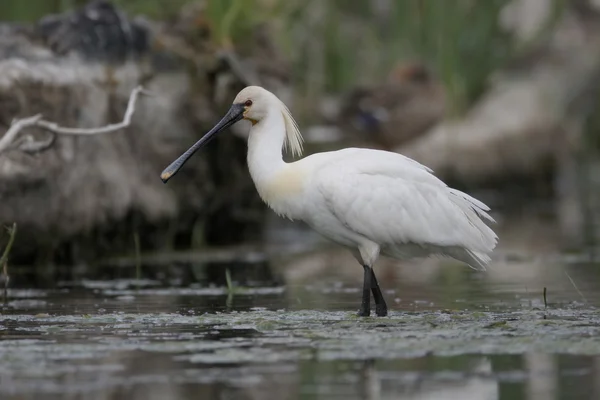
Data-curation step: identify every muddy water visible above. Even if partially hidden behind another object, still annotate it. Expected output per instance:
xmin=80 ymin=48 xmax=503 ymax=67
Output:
xmin=2 ymin=216 xmax=600 ymax=399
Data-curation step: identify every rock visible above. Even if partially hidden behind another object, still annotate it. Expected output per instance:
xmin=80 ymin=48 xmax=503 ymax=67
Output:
xmin=397 ymin=1 xmax=600 ymax=248
xmin=0 ymin=1 xmax=290 ymax=264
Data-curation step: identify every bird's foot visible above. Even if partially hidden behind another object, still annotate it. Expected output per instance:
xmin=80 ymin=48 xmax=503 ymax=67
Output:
xmin=375 ymin=305 xmax=388 ymax=317
xmin=357 ymin=307 xmax=371 ymax=317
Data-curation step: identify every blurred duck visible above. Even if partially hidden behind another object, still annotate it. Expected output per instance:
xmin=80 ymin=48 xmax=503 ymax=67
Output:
xmin=338 ymin=62 xmax=446 ymax=149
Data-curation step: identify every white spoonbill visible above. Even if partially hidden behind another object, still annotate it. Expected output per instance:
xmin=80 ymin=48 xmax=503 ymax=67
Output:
xmin=161 ymin=86 xmax=498 ymax=317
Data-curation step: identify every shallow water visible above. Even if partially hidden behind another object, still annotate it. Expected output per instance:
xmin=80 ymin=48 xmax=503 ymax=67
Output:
xmin=2 ymin=250 xmax=600 ymax=400
xmin=1 ymin=213 xmax=599 ymax=399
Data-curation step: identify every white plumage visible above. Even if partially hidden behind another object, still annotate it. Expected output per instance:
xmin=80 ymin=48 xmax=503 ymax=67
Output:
xmin=307 ymin=148 xmax=496 ymax=267
xmin=161 ymin=86 xmax=498 ymax=317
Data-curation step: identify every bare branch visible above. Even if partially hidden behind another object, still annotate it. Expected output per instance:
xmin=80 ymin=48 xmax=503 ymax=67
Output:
xmin=36 ymin=85 xmax=147 ymax=135
xmin=16 ymin=132 xmax=57 ymax=154
xmin=0 ymin=115 xmax=43 ymax=155
xmin=0 ymin=85 xmax=148 ymax=155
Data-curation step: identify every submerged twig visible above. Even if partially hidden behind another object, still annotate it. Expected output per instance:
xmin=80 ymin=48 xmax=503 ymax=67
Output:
xmin=543 ymin=286 xmax=547 ymax=319
xmin=0 ymin=86 xmax=149 ymax=155
xmin=225 ymin=268 xmax=234 ymax=309
xmin=543 ymin=287 xmax=547 ymax=309
xmin=564 ymin=270 xmax=587 ymax=303
xmin=0 ymin=223 xmax=17 ymax=304
xmin=2 ymin=262 xmax=7 ymax=305
xmin=0 ymin=223 xmax=17 ymax=266
xmin=133 ymin=232 xmax=141 ymax=289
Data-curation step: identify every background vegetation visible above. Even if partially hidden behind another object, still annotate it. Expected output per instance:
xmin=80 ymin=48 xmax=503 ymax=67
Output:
xmin=0 ymin=0 xmax=566 ymax=116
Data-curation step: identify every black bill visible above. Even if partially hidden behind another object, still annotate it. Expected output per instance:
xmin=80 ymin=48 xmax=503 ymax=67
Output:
xmin=160 ymin=103 xmax=245 ymax=183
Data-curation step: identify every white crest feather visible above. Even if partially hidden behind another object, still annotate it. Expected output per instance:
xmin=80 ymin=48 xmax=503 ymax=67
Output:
xmin=280 ymin=102 xmax=304 ymax=158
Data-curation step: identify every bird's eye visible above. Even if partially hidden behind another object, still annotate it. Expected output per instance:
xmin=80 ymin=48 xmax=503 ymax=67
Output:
xmin=245 ymin=100 xmax=253 ymax=107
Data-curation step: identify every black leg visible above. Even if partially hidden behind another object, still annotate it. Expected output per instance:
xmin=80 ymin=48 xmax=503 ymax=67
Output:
xmin=358 ymin=265 xmax=372 ymax=316
xmin=370 ymin=268 xmax=388 ymax=317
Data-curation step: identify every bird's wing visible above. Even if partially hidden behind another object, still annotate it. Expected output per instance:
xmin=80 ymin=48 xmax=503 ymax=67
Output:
xmin=314 ymin=148 xmax=497 ymax=254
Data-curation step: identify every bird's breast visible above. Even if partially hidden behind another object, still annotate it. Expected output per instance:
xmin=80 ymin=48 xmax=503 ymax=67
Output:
xmin=254 ymin=167 xmax=307 ymax=218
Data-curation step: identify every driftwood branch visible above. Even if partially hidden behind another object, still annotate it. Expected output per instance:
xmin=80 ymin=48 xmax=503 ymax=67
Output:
xmin=0 ymin=85 xmax=148 ymax=155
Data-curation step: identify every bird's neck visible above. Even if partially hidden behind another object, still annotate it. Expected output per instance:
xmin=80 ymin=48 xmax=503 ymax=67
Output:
xmin=247 ymin=111 xmax=288 ymax=186
xmin=246 ymin=111 xmax=307 ymax=218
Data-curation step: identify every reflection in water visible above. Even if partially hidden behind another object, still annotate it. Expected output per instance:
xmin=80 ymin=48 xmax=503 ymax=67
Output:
xmin=1 ymin=279 xmax=600 ymax=400
xmin=526 ymin=353 xmax=556 ymax=400
xmin=2 ymin=214 xmax=600 ymax=399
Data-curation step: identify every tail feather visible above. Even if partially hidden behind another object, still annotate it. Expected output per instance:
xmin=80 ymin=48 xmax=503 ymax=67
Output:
xmin=384 ymin=244 xmax=492 ymax=271
xmin=446 ymin=188 xmax=498 ymax=255
xmin=447 ymin=248 xmax=491 ymax=271
xmin=448 ymin=188 xmax=495 ymax=223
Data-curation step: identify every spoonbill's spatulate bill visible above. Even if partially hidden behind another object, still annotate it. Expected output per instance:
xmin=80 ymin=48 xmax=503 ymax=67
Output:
xmin=161 ymin=86 xmax=498 ymax=317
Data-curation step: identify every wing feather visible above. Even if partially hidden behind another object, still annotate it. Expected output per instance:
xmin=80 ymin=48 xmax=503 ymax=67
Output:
xmin=314 ymin=149 xmax=497 ymax=255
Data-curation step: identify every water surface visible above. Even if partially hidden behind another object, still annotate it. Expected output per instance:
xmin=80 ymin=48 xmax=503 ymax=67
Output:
xmin=1 ymin=254 xmax=600 ymax=400
xmin=2 ymin=216 xmax=600 ymax=399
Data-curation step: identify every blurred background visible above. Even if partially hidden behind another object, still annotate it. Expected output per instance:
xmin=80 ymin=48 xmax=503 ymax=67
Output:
xmin=2 ymin=1 xmax=600 ymax=399
xmin=1 ymin=0 xmax=599 ymax=281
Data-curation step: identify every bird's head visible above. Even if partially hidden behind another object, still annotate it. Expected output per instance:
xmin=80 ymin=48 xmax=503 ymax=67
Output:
xmin=233 ymin=85 xmax=279 ymax=124
xmin=160 ymin=86 xmax=283 ymax=183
